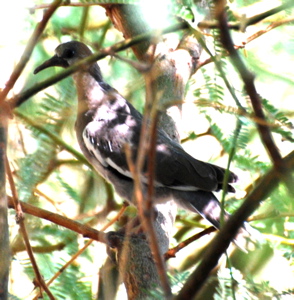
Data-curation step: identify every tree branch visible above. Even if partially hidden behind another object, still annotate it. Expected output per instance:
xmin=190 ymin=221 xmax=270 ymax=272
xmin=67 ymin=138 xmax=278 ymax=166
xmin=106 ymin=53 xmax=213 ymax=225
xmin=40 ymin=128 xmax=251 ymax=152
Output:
xmin=10 ymin=22 xmax=189 ymax=109
xmin=7 ymin=197 xmax=107 ymax=243
xmin=0 ymin=107 xmax=9 ymax=300
xmin=6 ymin=158 xmax=55 ymax=299
xmin=165 ymin=227 xmax=216 ymax=260
xmin=216 ymin=0 xmax=282 ymax=167
xmin=0 ymin=0 xmax=62 ymax=105
xmin=198 ymin=0 xmax=294 ymax=30
xmin=175 ymin=150 xmax=294 ymax=299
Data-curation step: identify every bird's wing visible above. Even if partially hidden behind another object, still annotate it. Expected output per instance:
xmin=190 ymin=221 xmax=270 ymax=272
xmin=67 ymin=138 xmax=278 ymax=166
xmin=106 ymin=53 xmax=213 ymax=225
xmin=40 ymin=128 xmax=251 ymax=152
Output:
xmin=82 ymin=100 xmax=236 ymax=192
xmin=82 ymin=99 xmax=142 ymax=180
xmin=153 ymin=133 xmax=236 ymax=192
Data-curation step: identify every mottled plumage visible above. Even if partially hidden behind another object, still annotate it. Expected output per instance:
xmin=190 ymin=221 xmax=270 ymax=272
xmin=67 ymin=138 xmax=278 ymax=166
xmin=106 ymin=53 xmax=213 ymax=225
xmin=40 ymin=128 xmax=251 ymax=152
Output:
xmin=34 ymin=41 xmax=239 ymax=230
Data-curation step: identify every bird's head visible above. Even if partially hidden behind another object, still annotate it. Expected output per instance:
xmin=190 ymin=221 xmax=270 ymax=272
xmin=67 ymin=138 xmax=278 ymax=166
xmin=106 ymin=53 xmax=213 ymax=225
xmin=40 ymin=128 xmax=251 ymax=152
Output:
xmin=34 ymin=41 xmax=102 ymax=80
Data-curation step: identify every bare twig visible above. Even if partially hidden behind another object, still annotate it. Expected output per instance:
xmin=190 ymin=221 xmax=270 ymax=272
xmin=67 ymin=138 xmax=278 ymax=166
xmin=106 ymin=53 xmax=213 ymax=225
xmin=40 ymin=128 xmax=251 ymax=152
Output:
xmin=10 ymin=22 xmax=189 ymax=108
xmin=137 ymin=64 xmax=172 ymax=297
xmin=165 ymin=227 xmax=216 ymax=260
xmin=12 ymin=241 xmax=68 ymax=255
xmin=197 ymin=16 xmax=294 ymax=71
xmin=31 ymin=2 xmax=99 ymax=11
xmin=7 ymin=197 xmax=107 ymax=242
xmin=0 ymin=0 xmax=62 ymax=105
xmin=245 ymin=16 xmax=294 ymax=44
xmin=32 ymin=203 xmax=128 ymax=300
xmin=197 ymin=0 xmax=294 ymax=30
xmin=6 ymin=158 xmax=55 ymax=300
xmin=125 ymin=139 xmax=173 ymax=298
xmin=216 ymin=0 xmax=282 ymax=167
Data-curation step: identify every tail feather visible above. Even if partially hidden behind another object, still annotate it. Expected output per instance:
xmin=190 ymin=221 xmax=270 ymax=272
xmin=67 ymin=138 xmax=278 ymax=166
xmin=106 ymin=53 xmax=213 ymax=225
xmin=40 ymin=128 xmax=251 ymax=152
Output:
xmin=173 ymin=190 xmax=224 ymax=229
xmin=172 ymin=190 xmax=260 ymax=251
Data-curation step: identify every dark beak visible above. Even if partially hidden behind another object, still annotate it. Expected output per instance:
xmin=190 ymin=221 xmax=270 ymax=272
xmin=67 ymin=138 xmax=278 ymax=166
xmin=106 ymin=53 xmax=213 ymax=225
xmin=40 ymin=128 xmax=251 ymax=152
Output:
xmin=34 ymin=55 xmax=69 ymax=74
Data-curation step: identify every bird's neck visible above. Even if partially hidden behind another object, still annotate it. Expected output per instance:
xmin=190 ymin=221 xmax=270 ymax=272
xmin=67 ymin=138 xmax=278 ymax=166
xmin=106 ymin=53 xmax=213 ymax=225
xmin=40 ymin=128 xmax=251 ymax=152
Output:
xmin=73 ymin=71 xmax=107 ymax=114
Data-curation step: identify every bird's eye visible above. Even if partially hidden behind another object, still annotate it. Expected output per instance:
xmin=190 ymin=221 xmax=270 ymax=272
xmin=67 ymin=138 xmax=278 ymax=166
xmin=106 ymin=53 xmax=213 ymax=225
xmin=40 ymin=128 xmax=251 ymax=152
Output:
xmin=63 ymin=49 xmax=75 ymax=59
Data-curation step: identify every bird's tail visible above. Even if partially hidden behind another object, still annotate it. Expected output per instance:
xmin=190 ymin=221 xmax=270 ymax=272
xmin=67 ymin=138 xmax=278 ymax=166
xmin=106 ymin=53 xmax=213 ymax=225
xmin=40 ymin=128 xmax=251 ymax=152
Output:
xmin=172 ymin=190 xmax=261 ymax=251
xmin=173 ymin=189 xmax=224 ymax=228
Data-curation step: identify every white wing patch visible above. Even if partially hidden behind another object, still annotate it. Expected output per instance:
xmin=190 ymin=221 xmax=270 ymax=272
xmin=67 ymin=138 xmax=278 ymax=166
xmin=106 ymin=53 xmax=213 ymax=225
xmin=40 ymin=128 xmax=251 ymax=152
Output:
xmin=83 ymin=123 xmax=135 ymax=180
xmin=83 ymin=124 xmax=200 ymax=191
xmin=105 ymin=157 xmax=133 ymax=179
xmin=83 ymin=128 xmax=108 ymax=167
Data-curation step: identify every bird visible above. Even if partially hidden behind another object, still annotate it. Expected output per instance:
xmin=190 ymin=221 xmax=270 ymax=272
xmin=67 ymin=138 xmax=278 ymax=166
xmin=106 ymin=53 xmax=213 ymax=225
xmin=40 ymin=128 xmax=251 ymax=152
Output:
xmin=34 ymin=41 xmax=243 ymax=234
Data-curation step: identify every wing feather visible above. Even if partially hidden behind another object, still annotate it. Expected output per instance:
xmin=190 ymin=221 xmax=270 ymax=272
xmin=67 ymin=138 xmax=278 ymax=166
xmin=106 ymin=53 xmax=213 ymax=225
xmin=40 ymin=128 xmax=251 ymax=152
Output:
xmin=82 ymin=99 xmax=236 ymax=193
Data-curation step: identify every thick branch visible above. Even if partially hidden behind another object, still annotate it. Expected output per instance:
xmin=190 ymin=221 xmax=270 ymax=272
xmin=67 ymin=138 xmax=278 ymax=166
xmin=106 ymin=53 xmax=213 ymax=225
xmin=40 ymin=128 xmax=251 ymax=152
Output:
xmin=94 ymin=5 xmax=201 ymax=298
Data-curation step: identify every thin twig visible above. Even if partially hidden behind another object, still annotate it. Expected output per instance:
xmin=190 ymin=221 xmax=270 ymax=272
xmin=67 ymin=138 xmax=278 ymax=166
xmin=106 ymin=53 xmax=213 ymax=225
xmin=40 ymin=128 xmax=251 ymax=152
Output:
xmin=197 ymin=16 xmax=294 ymax=71
xmin=140 ymin=64 xmax=172 ymax=297
xmin=164 ymin=227 xmax=216 ymax=260
xmin=7 ymin=197 xmax=107 ymax=242
xmin=246 ymin=15 xmax=294 ymax=44
xmin=6 ymin=158 xmax=55 ymax=300
xmin=216 ymin=0 xmax=282 ymax=167
xmin=0 ymin=0 xmax=62 ymax=105
xmin=10 ymin=22 xmax=189 ymax=108
xmin=125 ymin=132 xmax=173 ymax=299
xmin=31 ymin=2 xmax=100 ymax=11
xmin=123 ymin=43 xmax=174 ymax=297
xmin=197 ymin=0 xmax=294 ymax=30
xmin=32 ymin=203 xmax=128 ymax=300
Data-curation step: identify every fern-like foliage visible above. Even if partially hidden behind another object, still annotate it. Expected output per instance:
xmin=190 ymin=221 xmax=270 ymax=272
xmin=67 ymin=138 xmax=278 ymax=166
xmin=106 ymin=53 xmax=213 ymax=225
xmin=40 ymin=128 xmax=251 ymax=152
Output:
xmin=194 ymin=68 xmax=225 ymax=104
xmin=36 ymin=251 xmax=92 ymax=300
xmin=262 ymin=98 xmax=294 ymax=142
xmin=215 ymin=268 xmax=257 ymax=300
xmin=15 ymin=82 xmax=75 ymax=203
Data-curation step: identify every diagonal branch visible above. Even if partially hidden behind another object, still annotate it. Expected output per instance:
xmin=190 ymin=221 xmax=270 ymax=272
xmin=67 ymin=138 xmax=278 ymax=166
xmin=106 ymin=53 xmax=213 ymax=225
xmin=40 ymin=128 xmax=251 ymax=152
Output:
xmin=198 ymin=0 xmax=294 ymax=30
xmin=175 ymin=149 xmax=294 ymax=299
xmin=10 ymin=22 xmax=189 ymax=108
xmin=215 ymin=0 xmax=282 ymax=167
xmin=7 ymin=197 xmax=107 ymax=242
xmin=6 ymin=158 xmax=55 ymax=299
xmin=0 ymin=0 xmax=62 ymax=105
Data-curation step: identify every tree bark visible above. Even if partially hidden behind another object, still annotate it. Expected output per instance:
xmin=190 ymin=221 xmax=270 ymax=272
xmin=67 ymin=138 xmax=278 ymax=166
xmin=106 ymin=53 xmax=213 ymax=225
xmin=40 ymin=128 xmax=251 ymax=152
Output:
xmin=99 ymin=4 xmax=201 ymax=299
xmin=0 ymin=107 xmax=9 ymax=300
